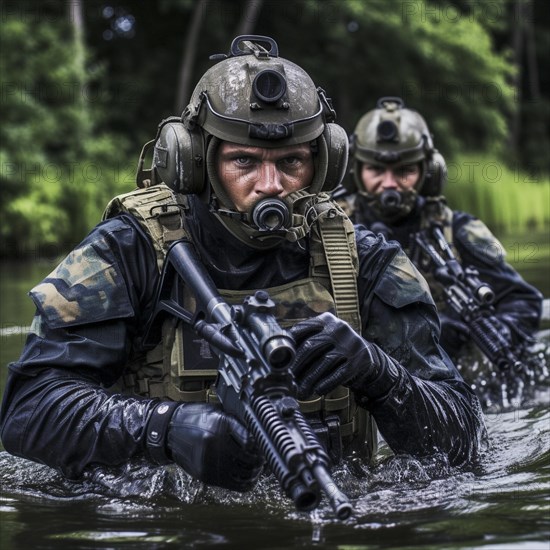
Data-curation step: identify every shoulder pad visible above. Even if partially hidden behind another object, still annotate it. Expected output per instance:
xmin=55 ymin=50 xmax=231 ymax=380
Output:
xmin=373 ymin=249 xmax=435 ymax=308
xmin=102 ymin=184 xmax=183 ymax=220
xmin=29 ymin=237 xmax=134 ymax=329
xmin=103 ymin=184 xmax=188 ymax=271
xmin=455 ymin=219 xmax=506 ymax=266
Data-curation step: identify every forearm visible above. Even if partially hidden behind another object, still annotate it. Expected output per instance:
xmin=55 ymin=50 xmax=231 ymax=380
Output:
xmin=454 ymin=215 xmax=543 ymax=336
xmin=365 ymin=369 xmax=486 ymax=466
xmin=0 ymin=368 xmax=157 ymax=479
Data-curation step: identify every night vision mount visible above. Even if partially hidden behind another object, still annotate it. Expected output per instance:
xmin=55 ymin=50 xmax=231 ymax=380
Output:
xmin=210 ymin=35 xmax=280 ymax=60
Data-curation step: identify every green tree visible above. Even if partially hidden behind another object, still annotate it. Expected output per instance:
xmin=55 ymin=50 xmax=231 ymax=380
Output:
xmin=2 ymin=0 xmax=546 ymax=255
xmin=0 ymin=3 xmax=131 ymax=257
xmin=80 ymin=0 xmax=527 ymax=161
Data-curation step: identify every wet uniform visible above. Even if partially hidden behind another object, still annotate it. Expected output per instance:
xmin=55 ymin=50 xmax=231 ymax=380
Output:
xmin=0 ymin=195 xmax=485 ymax=479
xmin=352 ymin=196 xmax=543 ymax=359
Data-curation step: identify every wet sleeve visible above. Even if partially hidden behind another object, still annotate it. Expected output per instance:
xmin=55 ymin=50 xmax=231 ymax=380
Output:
xmin=355 ymin=229 xmax=487 ymax=466
xmin=0 ymin=216 xmax=162 ymax=478
xmin=453 ymin=214 xmax=543 ymax=341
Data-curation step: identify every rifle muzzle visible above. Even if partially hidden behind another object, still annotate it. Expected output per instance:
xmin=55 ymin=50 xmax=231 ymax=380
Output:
xmin=475 ymin=285 xmax=494 ymax=305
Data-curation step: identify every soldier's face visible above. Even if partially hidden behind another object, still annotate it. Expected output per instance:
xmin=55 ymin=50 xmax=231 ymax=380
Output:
xmin=216 ymin=141 xmax=314 ymax=211
xmin=361 ymin=163 xmax=421 ymax=194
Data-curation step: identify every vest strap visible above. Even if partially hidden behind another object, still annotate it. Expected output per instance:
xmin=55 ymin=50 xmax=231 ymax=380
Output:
xmin=340 ymin=419 xmax=355 ymax=438
xmin=310 ymin=199 xmax=362 ymax=332
xmin=103 ymin=184 xmax=189 ymax=270
xmin=298 ymin=396 xmax=323 ymax=413
xmin=325 ymin=393 xmax=350 ymax=412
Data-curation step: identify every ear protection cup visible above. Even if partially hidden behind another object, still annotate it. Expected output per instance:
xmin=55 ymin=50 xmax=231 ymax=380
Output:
xmin=341 ymin=133 xmax=359 ymax=193
xmin=319 ymin=123 xmax=350 ymax=192
xmin=152 ymin=119 xmax=206 ymax=195
xmin=421 ymin=149 xmax=447 ymax=196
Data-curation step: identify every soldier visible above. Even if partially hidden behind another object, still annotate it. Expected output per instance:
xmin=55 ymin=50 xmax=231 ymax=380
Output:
xmin=1 ymin=38 xmax=485 ymax=495
xmin=340 ymin=96 xmax=544 ymax=406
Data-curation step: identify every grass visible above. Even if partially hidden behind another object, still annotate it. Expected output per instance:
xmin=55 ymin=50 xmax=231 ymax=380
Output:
xmin=444 ymin=155 xmax=550 ymax=234
xmin=443 ymin=155 xmax=549 ymax=300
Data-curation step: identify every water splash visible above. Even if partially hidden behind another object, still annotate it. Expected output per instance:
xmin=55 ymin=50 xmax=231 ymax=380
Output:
xmin=457 ymin=330 xmax=550 ymax=411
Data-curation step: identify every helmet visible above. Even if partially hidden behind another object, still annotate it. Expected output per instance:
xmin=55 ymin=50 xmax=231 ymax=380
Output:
xmin=143 ymin=35 xmax=349 ymax=248
xmin=349 ymin=97 xmax=447 ymax=221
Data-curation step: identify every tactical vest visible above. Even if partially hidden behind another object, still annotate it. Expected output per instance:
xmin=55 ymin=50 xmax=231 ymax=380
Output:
xmin=103 ymin=184 xmax=377 ymax=463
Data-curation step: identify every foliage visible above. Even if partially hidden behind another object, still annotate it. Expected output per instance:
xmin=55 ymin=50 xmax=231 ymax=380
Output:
xmin=266 ymin=0 xmax=515 ymax=157
xmin=0 ymin=6 xmax=133 ymax=257
xmin=444 ymin=154 xmax=550 ymax=234
xmin=83 ymin=0 xmax=540 ymax=159
xmin=0 ymin=0 xmax=547 ymax=256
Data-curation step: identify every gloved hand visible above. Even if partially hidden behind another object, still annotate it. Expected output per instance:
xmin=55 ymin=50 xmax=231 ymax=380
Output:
xmin=147 ymin=402 xmax=263 ymax=492
xmin=289 ymin=312 xmax=400 ymax=401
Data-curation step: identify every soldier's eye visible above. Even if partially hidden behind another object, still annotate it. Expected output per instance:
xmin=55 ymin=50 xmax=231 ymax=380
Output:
xmin=280 ymin=156 xmax=301 ymax=167
xmin=365 ymin=165 xmax=383 ymax=174
xmin=234 ymin=156 xmax=253 ymax=166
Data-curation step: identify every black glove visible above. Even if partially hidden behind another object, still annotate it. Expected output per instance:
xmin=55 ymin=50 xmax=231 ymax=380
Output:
xmin=147 ymin=402 xmax=263 ymax=492
xmin=289 ymin=312 xmax=400 ymax=402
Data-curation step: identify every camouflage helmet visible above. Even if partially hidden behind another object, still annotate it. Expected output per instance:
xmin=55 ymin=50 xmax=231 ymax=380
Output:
xmin=349 ymin=97 xmax=446 ymax=221
xmin=172 ymin=35 xmax=349 ymax=248
xmin=184 ymin=36 xmax=329 ymax=149
xmin=352 ymin=97 xmax=433 ymax=181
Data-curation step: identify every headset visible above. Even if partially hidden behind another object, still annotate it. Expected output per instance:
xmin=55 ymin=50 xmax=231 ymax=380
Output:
xmin=420 ymin=138 xmax=448 ymax=197
xmin=136 ymin=119 xmax=349 ymax=202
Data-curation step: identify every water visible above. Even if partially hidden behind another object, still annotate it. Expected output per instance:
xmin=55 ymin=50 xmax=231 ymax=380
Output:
xmin=1 ymin=405 xmax=549 ymax=549
xmin=0 ymin=254 xmax=549 ymax=550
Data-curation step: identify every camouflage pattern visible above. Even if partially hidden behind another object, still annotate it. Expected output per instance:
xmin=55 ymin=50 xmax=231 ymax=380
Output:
xmin=373 ymin=249 xmax=434 ymax=309
xmin=456 ymin=219 xmax=506 ymax=266
xmin=29 ymin=239 xmax=133 ymax=329
xmin=223 ymin=279 xmax=336 ymax=327
xmin=184 ymin=37 xmax=326 ymax=150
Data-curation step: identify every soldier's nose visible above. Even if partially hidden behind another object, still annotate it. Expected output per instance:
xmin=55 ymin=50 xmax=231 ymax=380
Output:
xmin=256 ymin=164 xmax=284 ymax=195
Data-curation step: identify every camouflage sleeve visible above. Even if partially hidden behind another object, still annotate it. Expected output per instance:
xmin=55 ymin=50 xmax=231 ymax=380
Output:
xmin=0 ymin=216 xmax=161 ymax=477
xmin=354 ymin=227 xmax=486 ymax=465
xmin=453 ymin=212 xmax=543 ymax=337
xmin=29 ymin=220 xmax=142 ymax=328
xmin=21 ymin=214 xmax=159 ymax=378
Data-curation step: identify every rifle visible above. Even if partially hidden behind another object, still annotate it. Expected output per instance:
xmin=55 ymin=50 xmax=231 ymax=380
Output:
xmin=410 ymin=222 xmax=522 ymax=371
xmin=144 ymin=238 xmax=353 ymax=520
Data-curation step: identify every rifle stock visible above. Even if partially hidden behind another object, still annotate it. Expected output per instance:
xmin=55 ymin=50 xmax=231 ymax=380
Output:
xmin=145 ymin=239 xmax=353 ymax=520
